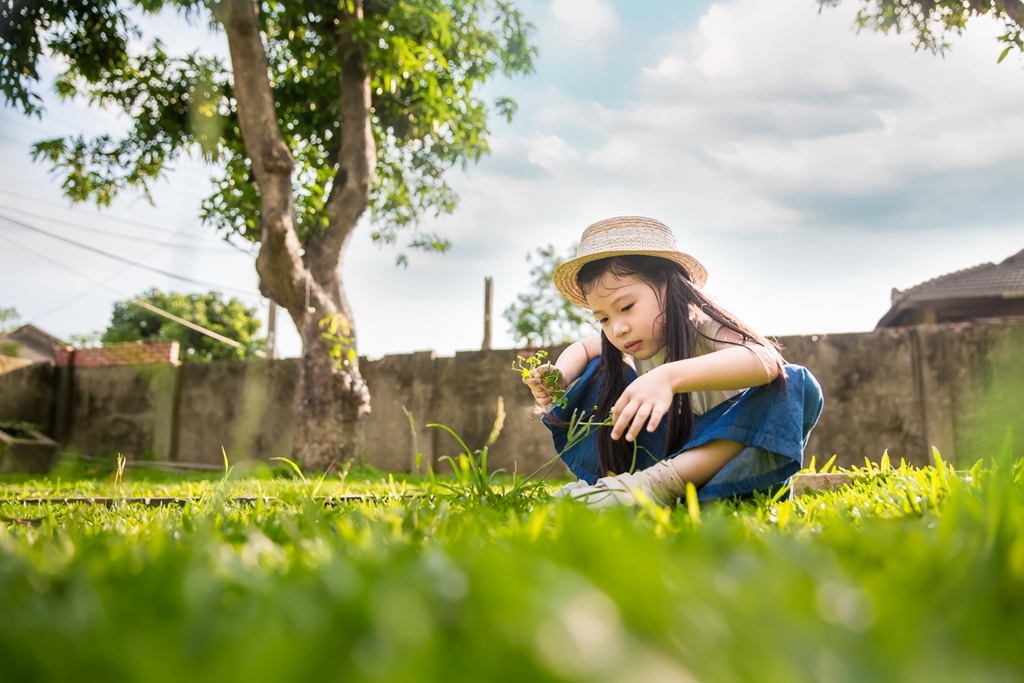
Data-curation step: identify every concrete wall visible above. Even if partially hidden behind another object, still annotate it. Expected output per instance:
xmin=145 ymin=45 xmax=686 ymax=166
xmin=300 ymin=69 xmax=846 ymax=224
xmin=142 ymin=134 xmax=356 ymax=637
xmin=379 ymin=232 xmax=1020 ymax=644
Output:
xmin=174 ymin=359 xmax=297 ymax=464
xmin=61 ymin=364 xmax=180 ymax=459
xmin=1 ymin=322 xmax=1021 ymax=471
xmin=0 ymin=363 xmax=55 ymax=433
xmin=782 ymin=323 xmax=1024 ymax=467
xmin=0 ymin=356 xmax=34 ymax=375
xmin=783 ymin=329 xmax=928 ymax=466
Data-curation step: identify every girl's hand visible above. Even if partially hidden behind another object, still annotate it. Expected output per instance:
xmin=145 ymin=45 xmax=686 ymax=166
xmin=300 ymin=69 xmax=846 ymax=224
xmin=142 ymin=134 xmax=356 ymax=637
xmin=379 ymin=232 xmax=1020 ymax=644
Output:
xmin=610 ymin=365 xmax=675 ymax=442
xmin=523 ymin=363 xmax=564 ymax=410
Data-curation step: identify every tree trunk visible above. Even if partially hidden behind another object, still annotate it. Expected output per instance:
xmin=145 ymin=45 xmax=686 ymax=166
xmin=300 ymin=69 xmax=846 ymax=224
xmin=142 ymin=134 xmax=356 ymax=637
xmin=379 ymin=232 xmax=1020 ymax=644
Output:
xmin=215 ymin=0 xmax=373 ymax=469
xmin=293 ymin=312 xmax=369 ymax=468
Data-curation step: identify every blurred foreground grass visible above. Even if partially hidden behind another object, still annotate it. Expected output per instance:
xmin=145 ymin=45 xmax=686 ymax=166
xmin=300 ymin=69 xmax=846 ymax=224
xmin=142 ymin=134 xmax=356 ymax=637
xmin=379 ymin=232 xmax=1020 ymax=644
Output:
xmin=1 ymin=445 xmax=1023 ymax=683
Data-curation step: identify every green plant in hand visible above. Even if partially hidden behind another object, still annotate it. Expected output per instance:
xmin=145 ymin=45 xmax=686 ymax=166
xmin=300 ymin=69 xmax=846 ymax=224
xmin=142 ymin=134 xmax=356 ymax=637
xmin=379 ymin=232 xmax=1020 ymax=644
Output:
xmin=513 ymin=349 xmax=567 ymax=408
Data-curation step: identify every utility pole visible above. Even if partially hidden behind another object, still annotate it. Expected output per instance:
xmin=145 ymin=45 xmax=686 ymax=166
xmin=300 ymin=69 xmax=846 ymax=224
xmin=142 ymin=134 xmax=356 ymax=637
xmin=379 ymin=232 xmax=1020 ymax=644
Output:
xmin=482 ymin=277 xmax=493 ymax=350
xmin=267 ymin=299 xmax=277 ymax=360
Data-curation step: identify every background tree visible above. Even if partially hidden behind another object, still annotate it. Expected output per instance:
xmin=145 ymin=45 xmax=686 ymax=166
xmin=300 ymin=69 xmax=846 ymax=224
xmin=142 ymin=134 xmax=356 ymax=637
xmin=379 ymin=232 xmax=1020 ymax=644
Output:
xmin=101 ymin=289 xmax=264 ymax=361
xmin=0 ymin=0 xmax=534 ymax=467
xmin=504 ymin=244 xmax=596 ymax=348
xmin=0 ymin=306 xmax=22 ymax=357
xmin=65 ymin=331 xmax=103 ymax=349
xmin=819 ymin=0 xmax=1024 ymax=60
xmin=0 ymin=307 xmax=20 ymax=334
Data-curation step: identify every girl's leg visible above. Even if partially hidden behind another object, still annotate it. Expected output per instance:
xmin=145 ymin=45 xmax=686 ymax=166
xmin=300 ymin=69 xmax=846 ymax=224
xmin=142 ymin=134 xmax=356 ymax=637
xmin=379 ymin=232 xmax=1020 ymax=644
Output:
xmin=565 ymin=438 xmax=747 ymax=508
xmin=683 ymin=365 xmax=824 ymax=501
xmin=666 ymin=439 xmax=745 ymax=489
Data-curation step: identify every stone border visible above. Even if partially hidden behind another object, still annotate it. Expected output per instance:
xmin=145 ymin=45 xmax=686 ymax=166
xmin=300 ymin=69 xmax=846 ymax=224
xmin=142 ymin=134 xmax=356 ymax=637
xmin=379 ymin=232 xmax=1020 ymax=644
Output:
xmin=791 ymin=473 xmax=854 ymax=497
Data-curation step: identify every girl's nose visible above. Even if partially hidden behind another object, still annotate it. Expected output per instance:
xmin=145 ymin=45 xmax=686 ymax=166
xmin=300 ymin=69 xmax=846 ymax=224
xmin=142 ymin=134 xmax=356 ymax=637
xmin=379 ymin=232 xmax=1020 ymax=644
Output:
xmin=613 ymin=320 xmax=629 ymax=338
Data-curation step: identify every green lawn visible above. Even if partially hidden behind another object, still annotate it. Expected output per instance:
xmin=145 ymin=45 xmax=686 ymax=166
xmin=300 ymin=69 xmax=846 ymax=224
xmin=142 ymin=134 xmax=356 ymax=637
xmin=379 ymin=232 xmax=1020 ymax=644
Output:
xmin=1 ymin=446 xmax=1022 ymax=682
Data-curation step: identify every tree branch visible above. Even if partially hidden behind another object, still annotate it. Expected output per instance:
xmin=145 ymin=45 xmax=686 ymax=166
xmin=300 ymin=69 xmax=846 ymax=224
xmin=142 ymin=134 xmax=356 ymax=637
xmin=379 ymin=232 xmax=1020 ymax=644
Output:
xmin=308 ymin=1 xmax=376 ymax=289
xmin=214 ymin=0 xmax=307 ymax=318
xmin=992 ymin=0 xmax=1024 ymax=30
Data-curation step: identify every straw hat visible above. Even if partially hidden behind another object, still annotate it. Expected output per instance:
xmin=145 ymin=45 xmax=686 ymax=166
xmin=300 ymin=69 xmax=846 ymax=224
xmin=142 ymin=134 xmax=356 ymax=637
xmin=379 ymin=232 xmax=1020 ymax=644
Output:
xmin=553 ymin=216 xmax=708 ymax=308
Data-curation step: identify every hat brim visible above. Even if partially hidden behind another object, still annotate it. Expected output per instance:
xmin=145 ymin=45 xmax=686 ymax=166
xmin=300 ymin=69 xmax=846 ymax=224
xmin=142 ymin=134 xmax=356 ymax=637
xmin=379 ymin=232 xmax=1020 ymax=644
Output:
xmin=553 ymin=249 xmax=708 ymax=309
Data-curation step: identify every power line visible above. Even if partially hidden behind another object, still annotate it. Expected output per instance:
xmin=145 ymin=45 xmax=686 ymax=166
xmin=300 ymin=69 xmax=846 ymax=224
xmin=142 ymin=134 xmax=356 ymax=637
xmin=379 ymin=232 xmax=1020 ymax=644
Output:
xmin=0 ymin=188 xmax=255 ymax=253
xmin=0 ymin=135 xmax=229 ymax=204
xmin=131 ymin=299 xmax=241 ymax=349
xmin=0 ymin=113 xmax=79 ymax=138
xmin=0 ymin=213 xmax=259 ymax=298
xmin=0 ymin=130 xmax=28 ymax=146
xmin=0 ymin=203 xmax=253 ymax=254
xmin=4 ymin=236 xmax=164 ymax=325
xmin=0 ymin=101 xmax=133 ymax=137
xmin=0 ymin=230 xmax=155 ymax=319
xmin=1 ymin=230 xmax=246 ymax=348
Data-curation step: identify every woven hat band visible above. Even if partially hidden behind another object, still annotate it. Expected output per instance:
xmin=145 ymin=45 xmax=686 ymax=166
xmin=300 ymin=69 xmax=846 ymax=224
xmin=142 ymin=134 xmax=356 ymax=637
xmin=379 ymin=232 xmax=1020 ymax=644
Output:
xmin=577 ymin=217 xmax=677 ymax=257
xmin=552 ymin=216 xmax=709 ymax=309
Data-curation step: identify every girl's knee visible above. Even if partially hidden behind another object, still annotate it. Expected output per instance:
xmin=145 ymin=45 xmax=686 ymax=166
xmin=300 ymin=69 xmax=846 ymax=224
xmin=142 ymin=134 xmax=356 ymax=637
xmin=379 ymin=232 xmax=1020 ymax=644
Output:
xmin=782 ymin=364 xmax=824 ymax=431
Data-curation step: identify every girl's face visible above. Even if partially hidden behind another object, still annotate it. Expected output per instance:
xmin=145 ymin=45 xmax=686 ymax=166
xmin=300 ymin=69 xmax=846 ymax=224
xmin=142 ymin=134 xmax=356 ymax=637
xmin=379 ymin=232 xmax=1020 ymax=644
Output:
xmin=585 ymin=271 xmax=666 ymax=360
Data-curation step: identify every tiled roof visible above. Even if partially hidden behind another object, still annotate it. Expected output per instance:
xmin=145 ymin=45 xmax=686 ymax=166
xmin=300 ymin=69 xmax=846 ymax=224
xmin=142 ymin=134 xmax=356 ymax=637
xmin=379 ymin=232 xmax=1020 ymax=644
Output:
xmin=0 ymin=324 xmax=66 ymax=363
xmin=891 ymin=248 xmax=1024 ymax=305
xmin=54 ymin=342 xmax=180 ymax=367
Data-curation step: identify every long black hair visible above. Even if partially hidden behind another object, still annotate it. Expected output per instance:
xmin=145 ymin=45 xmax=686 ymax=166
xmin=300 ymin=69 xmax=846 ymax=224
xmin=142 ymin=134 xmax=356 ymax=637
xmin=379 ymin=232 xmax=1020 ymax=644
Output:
xmin=577 ymin=255 xmax=785 ymax=476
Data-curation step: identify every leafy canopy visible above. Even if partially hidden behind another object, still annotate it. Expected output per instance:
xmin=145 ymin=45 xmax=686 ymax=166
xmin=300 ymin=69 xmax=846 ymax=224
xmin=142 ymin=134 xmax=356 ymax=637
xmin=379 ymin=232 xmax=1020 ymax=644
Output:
xmin=819 ymin=0 xmax=1024 ymax=62
xmin=504 ymin=244 xmax=596 ymax=348
xmin=101 ymin=289 xmax=264 ymax=361
xmin=0 ymin=0 xmax=535 ymax=258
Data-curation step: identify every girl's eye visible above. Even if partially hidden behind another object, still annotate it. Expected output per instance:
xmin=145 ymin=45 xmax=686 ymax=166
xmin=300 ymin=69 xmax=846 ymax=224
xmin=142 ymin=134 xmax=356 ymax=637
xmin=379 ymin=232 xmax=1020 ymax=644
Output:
xmin=597 ymin=317 xmax=608 ymax=325
xmin=621 ymin=304 xmax=633 ymax=312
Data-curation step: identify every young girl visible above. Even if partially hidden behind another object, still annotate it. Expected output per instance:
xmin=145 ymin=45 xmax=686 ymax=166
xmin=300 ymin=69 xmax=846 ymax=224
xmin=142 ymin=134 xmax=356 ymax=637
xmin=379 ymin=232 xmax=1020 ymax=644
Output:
xmin=523 ymin=216 xmax=823 ymax=508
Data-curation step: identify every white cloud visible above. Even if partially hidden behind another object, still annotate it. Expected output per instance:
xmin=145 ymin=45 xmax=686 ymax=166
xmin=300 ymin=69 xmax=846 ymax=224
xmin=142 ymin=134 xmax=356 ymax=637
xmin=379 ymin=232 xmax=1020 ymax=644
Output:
xmin=513 ymin=0 xmax=1024 ymax=232
xmin=527 ymin=134 xmax=582 ymax=171
xmin=548 ymin=0 xmax=618 ymax=42
xmin=547 ymin=0 xmax=620 ymax=52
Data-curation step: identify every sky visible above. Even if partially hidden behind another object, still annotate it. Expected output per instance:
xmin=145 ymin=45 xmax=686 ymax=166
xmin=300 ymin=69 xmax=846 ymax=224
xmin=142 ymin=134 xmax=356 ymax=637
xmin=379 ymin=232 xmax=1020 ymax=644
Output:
xmin=1 ymin=0 xmax=1022 ymax=360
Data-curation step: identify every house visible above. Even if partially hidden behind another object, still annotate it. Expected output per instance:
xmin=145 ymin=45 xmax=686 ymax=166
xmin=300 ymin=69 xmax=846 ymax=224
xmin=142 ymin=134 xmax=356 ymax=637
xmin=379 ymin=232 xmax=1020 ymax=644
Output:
xmin=0 ymin=324 xmax=67 ymax=363
xmin=877 ymin=248 xmax=1024 ymax=328
xmin=0 ymin=324 xmax=179 ymax=369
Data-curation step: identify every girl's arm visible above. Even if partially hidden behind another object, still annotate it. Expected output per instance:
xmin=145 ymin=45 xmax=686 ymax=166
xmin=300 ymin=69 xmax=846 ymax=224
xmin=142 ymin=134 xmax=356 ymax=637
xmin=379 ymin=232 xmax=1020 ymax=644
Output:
xmin=708 ymin=325 xmax=782 ymax=384
xmin=522 ymin=335 xmax=603 ymax=410
xmin=611 ymin=327 xmax=779 ymax=442
xmin=554 ymin=335 xmax=603 ymax=384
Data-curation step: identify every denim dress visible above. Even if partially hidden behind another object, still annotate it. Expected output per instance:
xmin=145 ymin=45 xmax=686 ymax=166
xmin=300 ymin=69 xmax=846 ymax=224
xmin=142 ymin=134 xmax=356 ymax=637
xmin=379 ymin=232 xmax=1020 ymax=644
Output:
xmin=543 ymin=358 xmax=824 ymax=501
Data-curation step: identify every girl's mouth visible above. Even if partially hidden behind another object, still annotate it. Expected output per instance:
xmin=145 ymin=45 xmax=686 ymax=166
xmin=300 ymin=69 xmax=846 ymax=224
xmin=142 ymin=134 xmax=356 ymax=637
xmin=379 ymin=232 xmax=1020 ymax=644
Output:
xmin=624 ymin=341 xmax=641 ymax=353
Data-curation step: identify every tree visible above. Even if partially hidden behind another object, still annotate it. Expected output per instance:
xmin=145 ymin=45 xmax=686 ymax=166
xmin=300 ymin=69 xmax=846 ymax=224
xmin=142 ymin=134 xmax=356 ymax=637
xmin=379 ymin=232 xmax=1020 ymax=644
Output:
xmin=0 ymin=307 xmax=20 ymax=334
xmin=0 ymin=307 xmax=21 ymax=357
xmin=101 ymin=289 xmax=264 ymax=361
xmin=1 ymin=0 xmax=534 ymax=467
xmin=504 ymin=244 xmax=596 ymax=348
xmin=819 ymin=0 xmax=1024 ymax=61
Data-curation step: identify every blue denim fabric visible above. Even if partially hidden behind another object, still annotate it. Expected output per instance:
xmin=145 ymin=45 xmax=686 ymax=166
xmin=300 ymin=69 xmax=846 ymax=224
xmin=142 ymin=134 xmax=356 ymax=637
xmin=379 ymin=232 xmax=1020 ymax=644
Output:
xmin=543 ymin=359 xmax=824 ymax=501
